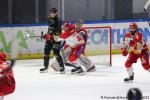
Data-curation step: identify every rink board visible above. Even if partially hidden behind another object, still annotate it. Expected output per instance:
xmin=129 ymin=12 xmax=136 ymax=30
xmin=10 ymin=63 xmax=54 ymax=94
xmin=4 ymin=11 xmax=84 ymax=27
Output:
xmin=1 ymin=19 xmax=150 ymax=59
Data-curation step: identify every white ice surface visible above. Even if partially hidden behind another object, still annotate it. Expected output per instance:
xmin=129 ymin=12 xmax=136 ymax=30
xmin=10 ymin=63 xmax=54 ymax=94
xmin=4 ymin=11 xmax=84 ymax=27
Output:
xmin=5 ymin=54 xmax=150 ymax=100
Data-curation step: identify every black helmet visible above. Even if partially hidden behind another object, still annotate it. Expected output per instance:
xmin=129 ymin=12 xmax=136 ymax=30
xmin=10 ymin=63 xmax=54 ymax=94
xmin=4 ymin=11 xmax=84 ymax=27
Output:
xmin=127 ymin=88 xmax=142 ymax=100
xmin=50 ymin=8 xmax=57 ymax=13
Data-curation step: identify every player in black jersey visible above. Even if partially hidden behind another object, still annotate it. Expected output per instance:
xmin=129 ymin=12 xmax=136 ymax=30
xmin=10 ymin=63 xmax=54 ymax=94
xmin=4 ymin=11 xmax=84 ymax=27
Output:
xmin=40 ymin=8 xmax=64 ymax=73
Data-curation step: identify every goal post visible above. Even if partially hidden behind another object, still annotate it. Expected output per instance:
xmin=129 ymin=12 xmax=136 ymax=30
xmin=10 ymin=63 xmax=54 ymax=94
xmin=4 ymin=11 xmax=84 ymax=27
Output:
xmin=84 ymin=26 xmax=112 ymax=66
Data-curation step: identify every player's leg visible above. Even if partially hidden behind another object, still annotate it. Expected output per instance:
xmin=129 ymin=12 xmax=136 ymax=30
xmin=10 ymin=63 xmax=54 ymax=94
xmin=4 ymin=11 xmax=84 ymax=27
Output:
xmin=78 ymin=54 xmax=95 ymax=72
xmin=0 ymin=96 xmax=4 ymax=100
xmin=50 ymin=44 xmax=75 ymax=71
xmin=61 ymin=46 xmax=76 ymax=67
xmin=72 ymin=45 xmax=95 ymax=72
xmin=53 ymin=48 xmax=65 ymax=73
xmin=124 ymin=53 xmax=138 ymax=83
xmin=40 ymin=41 xmax=51 ymax=72
xmin=140 ymin=53 xmax=150 ymax=71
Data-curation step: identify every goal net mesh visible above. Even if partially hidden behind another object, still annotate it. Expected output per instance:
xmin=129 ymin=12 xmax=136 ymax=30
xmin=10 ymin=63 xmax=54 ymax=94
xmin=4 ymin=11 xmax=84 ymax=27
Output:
xmin=84 ymin=26 xmax=112 ymax=66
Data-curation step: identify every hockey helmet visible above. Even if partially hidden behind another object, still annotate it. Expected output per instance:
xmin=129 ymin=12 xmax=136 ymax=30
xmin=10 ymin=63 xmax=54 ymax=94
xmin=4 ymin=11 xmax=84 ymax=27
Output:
xmin=49 ymin=8 xmax=57 ymax=13
xmin=127 ymin=88 xmax=142 ymax=100
xmin=75 ymin=17 xmax=84 ymax=31
xmin=129 ymin=22 xmax=138 ymax=29
xmin=129 ymin=23 xmax=138 ymax=34
xmin=63 ymin=22 xmax=72 ymax=31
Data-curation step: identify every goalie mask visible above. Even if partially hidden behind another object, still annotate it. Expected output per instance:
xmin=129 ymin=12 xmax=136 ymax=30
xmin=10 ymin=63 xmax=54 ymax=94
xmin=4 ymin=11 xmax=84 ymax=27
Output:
xmin=75 ymin=17 xmax=84 ymax=32
xmin=75 ymin=23 xmax=83 ymax=32
xmin=129 ymin=23 xmax=138 ymax=35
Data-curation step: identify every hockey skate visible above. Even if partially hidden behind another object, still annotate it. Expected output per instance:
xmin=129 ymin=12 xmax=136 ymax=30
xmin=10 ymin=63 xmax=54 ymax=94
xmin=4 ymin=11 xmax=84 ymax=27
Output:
xmin=124 ymin=73 xmax=134 ymax=83
xmin=65 ymin=62 xmax=76 ymax=67
xmin=59 ymin=67 xmax=65 ymax=74
xmin=71 ymin=66 xmax=84 ymax=75
xmin=40 ymin=66 xmax=48 ymax=73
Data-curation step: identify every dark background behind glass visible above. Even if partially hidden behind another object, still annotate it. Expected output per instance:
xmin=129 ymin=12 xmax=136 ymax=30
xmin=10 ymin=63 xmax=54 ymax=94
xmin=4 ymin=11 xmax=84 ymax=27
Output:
xmin=0 ymin=0 xmax=149 ymax=24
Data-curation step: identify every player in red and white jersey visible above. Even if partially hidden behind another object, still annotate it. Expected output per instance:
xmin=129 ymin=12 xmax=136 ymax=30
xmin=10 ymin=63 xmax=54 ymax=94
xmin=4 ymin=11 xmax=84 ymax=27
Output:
xmin=61 ymin=22 xmax=95 ymax=73
xmin=72 ymin=22 xmax=95 ymax=72
xmin=0 ymin=52 xmax=15 ymax=100
xmin=51 ymin=21 xmax=95 ymax=74
xmin=121 ymin=23 xmax=150 ymax=83
xmin=57 ymin=22 xmax=85 ymax=74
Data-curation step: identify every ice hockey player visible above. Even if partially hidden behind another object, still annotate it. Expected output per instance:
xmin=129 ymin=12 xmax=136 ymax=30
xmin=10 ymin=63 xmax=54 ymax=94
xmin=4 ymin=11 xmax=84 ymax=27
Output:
xmin=74 ymin=20 xmax=96 ymax=72
xmin=0 ymin=52 xmax=15 ymax=100
xmin=40 ymin=8 xmax=64 ymax=73
xmin=52 ymin=20 xmax=95 ymax=74
xmin=63 ymin=22 xmax=85 ymax=74
xmin=121 ymin=22 xmax=150 ymax=83
xmin=50 ymin=22 xmax=76 ymax=72
xmin=52 ymin=22 xmax=84 ymax=74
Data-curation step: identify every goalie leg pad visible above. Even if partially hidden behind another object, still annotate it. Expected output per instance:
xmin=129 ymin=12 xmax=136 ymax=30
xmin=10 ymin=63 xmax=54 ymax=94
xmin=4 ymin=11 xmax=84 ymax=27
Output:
xmin=51 ymin=61 xmax=60 ymax=71
xmin=61 ymin=46 xmax=72 ymax=63
xmin=78 ymin=54 xmax=95 ymax=71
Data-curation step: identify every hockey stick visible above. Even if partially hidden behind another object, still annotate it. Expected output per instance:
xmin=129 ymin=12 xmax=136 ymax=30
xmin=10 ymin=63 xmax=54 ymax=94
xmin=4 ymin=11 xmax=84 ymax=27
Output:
xmin=0 ymin=37 xmax=17 ymax=90
xmin=25 ymin=31 xmax=44 ymax=39
xmin=144 ymin=0 xmax=150 ymax=26
xmin=144 ymin=0 xmax=150 ymax=11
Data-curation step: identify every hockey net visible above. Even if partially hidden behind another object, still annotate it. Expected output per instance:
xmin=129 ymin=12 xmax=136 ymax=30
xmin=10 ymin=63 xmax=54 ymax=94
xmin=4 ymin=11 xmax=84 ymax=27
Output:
xmin=84 ymin=26 xmax=112 ymax=66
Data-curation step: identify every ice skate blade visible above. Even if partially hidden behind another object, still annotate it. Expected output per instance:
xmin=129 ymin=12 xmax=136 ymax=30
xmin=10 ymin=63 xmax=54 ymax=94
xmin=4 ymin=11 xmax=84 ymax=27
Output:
xmin=40 ymin=70 xmax=48 ymax=73
xmin=78 ymin=72 xmax=84 ymax=76
xmin=71 ymin=72 xmax=76 ymax=74
xmin=60 ymin=71 xmax=65 ymax=74
xmin=124 ymin=80 xmax=133 ymax=83
xmin=71 ymin=72 xmax=84 ymax=76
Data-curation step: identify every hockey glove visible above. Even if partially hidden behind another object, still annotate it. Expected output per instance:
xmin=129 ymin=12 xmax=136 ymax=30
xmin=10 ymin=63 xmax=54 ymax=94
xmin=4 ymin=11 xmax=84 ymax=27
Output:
xmin=43 ymin=33 xmax=52 ymax=40
xmin=121 ymin=47 xmax=128 ymax=56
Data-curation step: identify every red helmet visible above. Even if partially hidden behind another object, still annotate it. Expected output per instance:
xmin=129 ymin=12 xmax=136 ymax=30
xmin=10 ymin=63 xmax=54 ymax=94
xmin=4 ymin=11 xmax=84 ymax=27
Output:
xmin=129 ymin=23 xmax=138 ymax=29
xmin=0 ymin=52 xmax=6 ymax=61
xmin=63 ymin=22 xmax=72 ymax=32
xmin=70 ymin=24 xmax=75 ymax=30
xmin=64 ymin=22 xmax=71 ymax=28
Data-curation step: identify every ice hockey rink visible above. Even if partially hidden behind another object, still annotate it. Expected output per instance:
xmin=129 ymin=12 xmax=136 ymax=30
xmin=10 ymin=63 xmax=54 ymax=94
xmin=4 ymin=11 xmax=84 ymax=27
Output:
xmin=5 ymin=54 xmax=150 ymax=100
